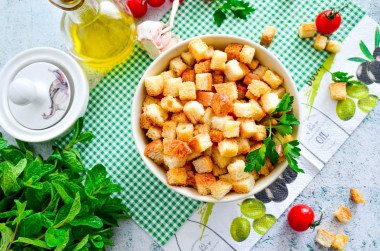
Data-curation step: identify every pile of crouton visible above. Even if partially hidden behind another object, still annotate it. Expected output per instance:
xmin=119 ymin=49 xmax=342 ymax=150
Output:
xmin=141 ymin=38 xmax=289 ymax=200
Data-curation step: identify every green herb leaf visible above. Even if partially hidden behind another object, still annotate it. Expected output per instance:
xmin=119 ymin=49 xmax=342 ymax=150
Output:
xmin=359 ymin=40 xmax=374 ymax=61
xmin=91 ymin=235 xmax=104 ymax=248
xmin=76 ymin=132 xmax=95 ymax=144
xmin=212 ymin=0 xmax=255 ymax=27
xmin=213 ymin=9 xmax=227 ymax=27
xmin=272 ymin=93 xmax=293 ymax=114
xmin=0 ymin=133 xmax=7 ymax=150
xmin=46 ymin=227 xmax=67 ymax=247
xmin=70 ymin=215 xmax=104 ymax=229
xmin=375 ymin=26 xmax=380 ymax=48
xmin=17 ymin=213 xmax=43 ymax=238
xmin=53 ymin=229 xmax=70 ymax=251
xmin=347 ymin=57 xmax=368 ymax=63
xmin=266 ymin=139 xmax=279 ymax=165
xmin=13 ymin=200 xmax=33 ymax=225
xmin=72 ymin=234 xmax=89 ymax=251
xmin=15 ymin=237 xmax=49 ymax=248
xmin=245 ymin=144 xmax=266 ymax=172
xmin=283 ymin=140 xmax=304 ymax=173
xmin=54 ymin=192 xmax=81 ymax=227
xmin=61 ymin=149 xmax=85 ymax=173
xmin=0 ymin=223 xmax=13 ymax=250
xmin=0 ymin=161 xmax=21 ymax=196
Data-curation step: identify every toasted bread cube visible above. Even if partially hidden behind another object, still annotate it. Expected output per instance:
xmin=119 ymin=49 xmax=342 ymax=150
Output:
xmin=258 ymin=159 xmax=273 ymax=176
xmin=228 ymin=160 xmax=250 ymax=181
xmin=164 ymin=155 xmax=186 ymax=169
xmin=186 ymin=170 xmax=195 ymax=187
xmin=239 ymin=44 xmax=256 ymax=64
xmin=162 ymin=121 xmax=177 ymax=139
xmin=211 ymin=93 xmax=234 ymax=116
xmin=167 ymin=168 xmax=187 ymax=186
xmin=211 ymin=115 xmax=233 ymax=131
xmin=238 ymin=119 xmax=257 ymax=138
xmin=273 ymin=132 xmax=294 ymax=145
xmin=188 ymin=133 xmax=213 ymax=152
xmin=250 ymin=169 xmax=260 ymax=180
xmin=209 ymin=129 xmax=224 ymax=143
xmin=182 ymin=69 xmax=195 ymax=82
xmin=181 ymin=51 xmax=196 ymax=67
xmin=298 ymin=23 xmax=317 ymax=39
xmin=326 ymin=40 xmax=342 ymax=54
xmin=176 ymin=123 xmax=194 ymax=142
xmin=213 ymin=74 xmax=224 ymax=84
xmin=248 ymin=59 xmax=260 ymax=70
xmin=204 ymin=146 xmax=212 ymax=156
xmin=233 ymin=102 xmax=265 ymax=121
xmin=218 ymin=139 xmax=238 ymax=157
xmin=232 ymin=155 xmax=246 ymax=163
xmin=201 ymin=107 xmax=214 ymax=126
xmin=329 ymin=82 xmax=346 ymax=100
xmin=271 ymin=87 xmax=286 ymax=98
xmin=243 ymin=73 xmax=260 ymax=85
xmin=194 ymin=173 xmax=216 ymax=195
xmin=143 ymin=96 xmax=161 ymax=112
xmin=183 ymin=101 xmax=205 ymax=124
xmin=179 ymin=81 xmax=196 ymax=101
xmin=145 ymin=104 xmax=169 ymax=127
xmin=163 ymin=138 xmax=192 ymax=158
xmin=161 ymin=96 xmax=184 ymax=113
xmin=225 ymin=44 xmax=243 ymax=61
xmin=140 ymin=113 xmax=153 ymax=129
xmin=239 ymin=63 xmax=250 ymax=76
xmin=315 ymin=229 xmax=335 ymax=248
xmin=212 ymin=165 xmax=227 ymax=177
xmin=260 ymin=92 xmax=280 ymax=114
xmin=219 ymin=174 xmax=232 ymax=183
xmin=252 ymin=125 xmax=267 ymax=141
xmin=189 ymin=38 xmax=208 ymax=62
xmin=260 ymin=26 xmax=277 ymax=47
xmin=144 ymin=139 xmax=164 ymax=165
xmin=210 ymin=180 xmax=232 ymax=200
xmin=223 ymin=120 xmax=241 ymax=138
xmin=236 ymin=83 xmax=248 ymax=100
xmin=351 ymin=187 xmax=366 ymax=204
xmin=161 ymin=70 xmax=177 ymax=83
xmin=314 ymin=35 xmax=328 ymax=51
xmin=164 ymin=77 xmax=182 ymax=97
xmin=215 ymin=82 xmax=238 ymax=101
xmin=237 ymin=138 xmax=250 ymax=154
xmin=171 ymin=112 xmax=190 ymax=123
xmin=187 ymin=152 xmax=202 ymax=162
xmin=145 ymin=75 xmax=164 ymax=96
xmin=332 ymin=234 xmax=349 ymax=251
xmin=205 ymin=46 xmax=214 ymax=59
xmin=196 ymin=91 xmax=214 ymax=107
xmin=334 ymin=206 xmax=352 ymax=223
xmin=193 ymin=156 xmax=214 ymax=173
xmin=170 ymin=57 xmax=187 ymax=76
xmin=195 ymin=73 xmax=213 ymax=91
xmin=225 ymin=60 xmax=245 ymax=82
xmin=248 ymin=80 xmax=271 ymax=98
xmin=211 ymin=146 xmax=232 ymax=168
xmin=252 ymin=65 xmax=269 ymax=79
xmin=194 ymin=124 xmax=210 ymax=136
xmin=146 ymin=126 xmax=162 ymax=140
xmin=233 ymin=176 xmax=255 ymax=193
xmin=262 ymin=70 xmax=284 ymax=89
xmin=249 ymin=99 xmax=266 ymax=121
xmin=195 ymin=60 xmax=212 ymax=74
xmin=210 ymin=50 xmax=227 ymax=71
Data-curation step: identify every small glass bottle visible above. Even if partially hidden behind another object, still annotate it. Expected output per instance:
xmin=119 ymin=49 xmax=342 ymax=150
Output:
xmin=50 ymin=0 xmax=136 ymax=70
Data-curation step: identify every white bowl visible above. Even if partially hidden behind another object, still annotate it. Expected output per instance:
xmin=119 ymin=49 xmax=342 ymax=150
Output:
xmin=132 ymin=35 xmax=302 ymax=203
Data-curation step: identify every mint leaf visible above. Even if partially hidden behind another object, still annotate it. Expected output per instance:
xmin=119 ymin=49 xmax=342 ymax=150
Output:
xmin=0 ymin=161 xmax=21 ymax=196
xmin=91 ymin=235 xmax=104 ymax=248
xmin=17 ymin=213 xmax=43 ymax=238
xmin=0 ymin=223 xmax=13 ymax=250
xmin=46 ymin=227 xmax=67 ymax=247
xmin=53 ymin=229 xmax=70 ymax=251
xmin=70 ymin=215 xmax=103 ymax=229
xmin=15 ymin=237 xmax=49 ymax=248
xmin=61 ymin=149 xmax=85 ymax=173
xmin=12 ymin=200 xmax=33 ymax=225
xmin=76 ymin=132 xmax=94 ymax=144
xmin=55 ymin=192 xmax=81 ymax=227
xmin=72 ymin=235 xmax=89 ymax=251
xmin=0 ymin=133 xmax=7 ymax=150
xmin=52 ymin=181 xmax=74 ymax=204
xmin=0 ymin=147 xmax=25 ymax=165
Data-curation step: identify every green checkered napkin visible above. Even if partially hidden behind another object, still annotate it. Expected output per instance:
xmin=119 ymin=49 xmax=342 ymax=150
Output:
xmin=58 ymin=0 xmax=364 ymax=246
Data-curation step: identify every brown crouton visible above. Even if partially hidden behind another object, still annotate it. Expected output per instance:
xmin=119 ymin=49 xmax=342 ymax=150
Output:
xmin=194 ymin=173 xmax=216 ymax=195
xmin=214 ymin=82 xmax=238 ymax=101
xmin=223 ymin=120 xmax=241 ymax=138
xmin=181 ymin=69 xmax=195 ymax=82
xmin=167 ymin=168 xmax=187 ymax=186
xmin=176 ymin=123 xmax=194 ymax=142
xmin=212 ymin=165 xmax=227 ymax=177
xmin=218 ymin=139 xmax=238 ymax=157
xmin=212 ymin=73 xmax=224 ymax=84
xmin=179 ymin=81 xmax=197 ymax=101
xmin=170 ymin=57 xmax=188 ymax=76
xmin=201 ymin=107 xmax=214 ymax=126
xmin=211 ymin=93 xmax=234 ymax=116
xmin=194 ymin=124 xmax=210 ymax=136
xmin=210 ymin=180 xmax=232 ymax=200
xmin=144 ymin=139 xmax=164 ymax=165
xmin=163 ymin=155 xmax=186 ymax=169
xmin=163 ymin=77 xmax=182 ymax=97
xmin=243 ymin=73 xmax=260 ymax=85
xmin=351 ymin=187 xmax=366 ymax=204
xmin=195 ymin=73 xmax=213 ymax=91
xmin=171 ymin=112 xmax=190 ymax=123
xmin=332 ymin=234 xmax=349 ymax=251
xmin=211 ymin=50 xmax=227 ymax=71
xmin=195 ymin=60 xmax=211 ymax=74
xmin=225 ymin=44 xmax=243 ymax=61
xmin=184 ymin=101 xmax=205 ymax=124
xmin=260 ymin=92 xmax=280 ymax=114
xmin=232 ymin=176 xmax=255 ymax=193
xmin=186 ymin=170 xmax=196 ymax=187
xmin=162 ymin=121 xmax=177 ymax=139
xmin=298 ymin=23 xmax=317 ymax=39
xmin=161 ymin=96 xmax=184 ymax=113
xmin=248 ymin=80 xmax=271 ymax=98
xmin=188 ymin=133 xmax=213 ymax=153
xmin=145 ymin=104 xmax=169 ymax=127
xmin=181 ymin=51 xmax=196 ymax=67
xmin=260 ymin=26 xmax=277 ymax=47
xmin=262 ymin=70 xmax=284 ymax=89
xmin=163 ymin=138 xmax=192 ymax=158
xmin=314 ymin=35 xmax=328 ymax=51
xmin=326 ymin=40 xmax=342 ymax=54
xmin=329 ymin=82 xmax=346 ymax=100
xmin=196 ymin=91 xmax=214 ymax=107
xmin=193 ymin=156 xmax=214 ymax=173
xmin=146 ymin=126 xmax=162 ymax=141
xmin=140 ymin=113 xmax=153 ymax=129
xmin=228 ymin=160 xmax=250 ymax=181
xmin=248 ymin=59 xmax=260 ymax=70
xmin=334 ymin=206 xmax=352 ymax=223
xmin=315 ymin=229 xmax=335 ymax=248
xmin=145 ymin=75 xmax=164 ymax=96
xmin=209 ymin=130 xmax=225 ymax=143
xmin=188 ymin=38 xmax=209 ymax=62
xmin=224 ymin=60 xmax=245 ymax=82
xmin=239 ymin=44 xmax=256 ymax=64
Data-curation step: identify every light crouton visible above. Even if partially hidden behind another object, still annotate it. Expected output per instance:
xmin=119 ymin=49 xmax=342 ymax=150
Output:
xmin=223 ymin=121 xmax=241 ymax=138
xmin=144 ymin=139 xmax=164 ymax=165
xmin=194 ymin=60 xmax=211 ymax=74
xmin=250 ymin=169 xmax=260 ymax=180
xmin=140 ymin=113 xmax=153 ymax=129
xmin=298 ymin=23 xmax=317 ymax=39
xmin=260 ymin=92 xmax=280 ymax=114
xmin=211 ymin=93 xmax=234 ymax=116
xmin=236 ymin=83 xmax=248 ymax=100
xmin=248 ymin=59 xmax=260 ymax=70
xmin=163 ymin=138 xmax=192 ymax=158
xmin=219 ymin=173 xmax=232 ymax=183
xmin=332 ymin=234 xmax=349 ymax=251
xmin=212 ymin=73 xmax=224 ymax=84
xmin=194 ymin=173 xmax=216 ymax=195
xmin=205 ymin=46 xmax=214 ymax=59
xmin=260 ymin=26 xmax=277 ymax=47
xmin=143 ymin=96 xmax=161 ymax=112
xmin=212 ymin=146 xmax=232 ymax=168
xmin=194 ymin=124 xmax=210 ymax=136
xmin=210 ymin=180 xmax=233 ymax=200
xmin=146 ymin=127 xmax=162 ymax=140
xmin=186 ymin=170 xmax=196 ymax=186
xmin=240 ymin=45 xmax=256 ymax=64
xmin=233 ymin=102 xmax=265 ymax=121
xmin=162 ymin=121 xmax=177 ymax=139
xmin=212 ymin=165 xmax=227 ymax=176
xmin=314 ymin=35 xmax=328 ymax=51
xmin=238 ymin=119 xmax=256 ymax=138
xmin=163 ymin=77 xmax=182 ymax=97
xmin=209 ymin=129 xmax=224 ymax=143
xmin=326 ymin=40 xmax=342 ymax=54
xmin=176 ymin=123 xmax=194 ymax=142
xmin=225 ymin=44 xmax=243 ymax=61
xmin=145 ymin=75 xmax=164 ymax=96
xmin=164 ymin=155 xmax=187 ymax=169
xmin=252 ymin=125 xmax=267 ymax=141
xmin=252 ymin=65 xmax=269 ymax=79
xmin=210 ymin=50 xmax=227 ymax=71
xmin=188 ymin=133 xmax=213 ymax=152
xmin=233 ymin=176 xmax=255 ymax=193
xmin=224 ymin=60 xmax=245 ymax=81
xmin=334 ymin=206 xmax=352 ymax=223
xmin=161 ymin=96 xmax=184 ymax=112
xmin=248 ymin=80 xmax=271 ymax=98
xmin=214 ymin=82 xmax=238 ymax=101
xmin=196 ymin=91 xmax=214 ymax=107
xmin=351 ymin=187 xmax=365 ymax=204
xmin=249 ymin=99 xmax=266 ymax=121
xmin=243 ymin=73 xmax=260 ymax=85
xmin=161 ymin=70 xmax=177 ymax=83
xmin=189 ymin=38 xmax=208 ymax=62
xmin=232 ymin=155 xmax=246 ymax=163
xmin=258 ymin=159 xmax=273 ymax=176
xmin=184 ymin=101 xmax=205 ymax=123
xmin=181 ymin=69 xmax=195 ymax=82
xmin=171 ymin=112 xmax=190 ymax=123
xmin=315 ymin=229 xmax=335 ymax=248
xmin=329 ymin=82 xmax=346 ymax=100
xmin=218 ymin=139 xmax=239 ymax=157
xmin=170 ymin=57 xmax=188 ymax=76
xmin=211 ymin=116 xmax=233 ymax=131
xmin=187 ymin=152 xmax=202 ymax=162
xmin=195 ymin=73 xmax=213 ymax=91
xmin=228 ymin=160 xmax=250 ymax=181
xmin=145 ymin=104 xmax=169 ymax=127
xmin=262 ymin=70 xmax=284 ymax=89
xmin=193 ymin=156 xmax=214 ymax=173
xmin=179 ymin=81 xmax=197 ymax=101
xmin=181 ymin=51 xmax=196 ymax=67
xmin=271 ymin=87 xmax=286 ymax=98
xmin=237 ymin=138 xmax=250 ymax=154
xmin=201 ymin=107 xmax=214 ymax=126
xmin=167 ymin=168 xmax=188 ymax=186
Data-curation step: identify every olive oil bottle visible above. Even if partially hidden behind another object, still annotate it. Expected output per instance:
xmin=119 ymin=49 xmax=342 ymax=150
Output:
xmin=50 ymin=0 xmax=136 ymax=70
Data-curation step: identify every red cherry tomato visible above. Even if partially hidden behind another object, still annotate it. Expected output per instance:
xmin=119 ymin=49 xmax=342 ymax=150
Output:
xmin=170 ymin=0 xmax=185 ymax=3
xmin=287 ymin=204 xmax=322 ymax=232
xmin=127 ymin=0 xmax=148 ymax=18
xmin=315 ymin=10 xmax=342 ymax=35
xmin=147 ymin=0 xmax=165 ymax=7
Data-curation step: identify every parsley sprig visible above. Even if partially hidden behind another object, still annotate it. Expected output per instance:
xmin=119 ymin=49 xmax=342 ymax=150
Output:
xmin=322 ymin=66 xmax=363 ymax=85
xmin=211 ymin=0 xmax=255 ymax=27
xmin=245 ymin=93 xmax=304 ymax=173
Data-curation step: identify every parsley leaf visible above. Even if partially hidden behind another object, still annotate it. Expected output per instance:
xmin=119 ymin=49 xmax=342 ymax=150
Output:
xmin=213 ymin=9 xmax=227 ymax=27
xmin=284 ymin=140 xmax=303 ymax=173
xmin=331 ymin=71 xmax=363 ymax=85
xmin=211 ymin=0 xmax=255 ymax=27
xmin=271 ymin=93 xmax=294 ymax=114
xmin=245 ymin=144 xmax=266 ymax=172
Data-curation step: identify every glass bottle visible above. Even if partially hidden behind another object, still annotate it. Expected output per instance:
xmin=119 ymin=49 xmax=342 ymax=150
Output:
xmin=50 ymin=0 xmax=136 ymax=70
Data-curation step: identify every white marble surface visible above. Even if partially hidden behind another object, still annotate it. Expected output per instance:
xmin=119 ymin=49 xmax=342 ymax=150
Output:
xmin=0 ymin=1 xmax=379 ymax=250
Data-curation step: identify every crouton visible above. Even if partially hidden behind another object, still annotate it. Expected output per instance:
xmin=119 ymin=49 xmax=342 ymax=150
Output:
xmin=315 ymin=229 xmax=335 ymax=248
xmin=233 ymin=102 xmax=265 ymax=121
xmin=164 ymin=155 xmax=187 ymax=169
xmin=248 ymin=80 xmax=271 ymax=98
xmin=215 ymin=82 xmax=238 ymax=100
xmin=143 ymin=96 xmax=161 ymax=112
xmin=232 ymin=155 xmax=246 ymax=163
xmin=250 ymin=142 xmax=264 ymax=152
xmin=298 ymin=23 xmax=317 ymax=39
xmin=225 ymin=43 xmax=243 ymax=60
xmin=243 ymin=73 xmax=260 ymax=85
xmin=212 ymin=165 xmax=227 ymax=176
xmin=252 ymin=65 xmax=269 ymax=79
xmin=211 ymin=115 xmax=233 ymax=130
xmin=213 ymin=71 xmax=224 ymax=84
xmin=219 ymin=173 xmax=232 ymax=183
xmin=187 ymin=152 xmax=202 ymax=162
xmin=351 ymin=187 xmax=365 ymax=204
xmin=250 ymin=169 xmax=260 ymax=180
xmin=205 ymin=46 xmax=214 ymax=59
xmin=260 ymin=26 xmax=277 ymax=47
xmin=248 ymin=59 xmax=260 ymax=70
xmin=144 ymin=139 xmax=164 ymax=165
xmin=163 ymin=138 xmax=192 ymax=158
xmin=183 ymin=101 xmax=205 ymax=123
xmin=210 ymin=180 xmax=233 ymax=200
xmin=193 ymin=156 xmax=214 ymax=173
xmin=232 ymin=175 xmax=255 ymax=193
xmin=271 ymin=86 xmax=286 ymax=98
xmin=181 ymin=69 xmax=195 ymax=82
xmin=223 ymin=120 xmax=241 ymax=138
xmin=236 ymin=83 xmax=248 ymax=100
xmin=224 ymin=60 xmax=245 ymax=81
xmin=170 ymin=57 xmax=188 ymax=76
xmin=195 ymin=60 xmax=211 ymax=74
xmin=228 ymin=160 xmax=250 ymax=181
xmin=239 ymin=63 xmax=250 ymax=76
xmin=161 ymin=96 xmax=184 ymax=112
xmin=194 ymin=124 xmax=210 ymax=136
xmin=167 ymin=168 xmax=188 ymax=186
xmin=201 ymin=107 xmax=214 ymax=126
xmin=179 ymin=81 xmax=197 ymax=101
xmin=189 ymin=38 xmax=209 ymax=62
xmin=314 ymin=35 xmax=328 ymax=51
xmin=211 ymin=93 xmax=234 ymax=116
xmin=162 ymin=121 xmax=177 ymax=139
xmin=246 ymin=89 xmax=256 ymax=99
xmin=140 ymin=113 xmax=153 ymax=129
xmin=262 ymin=70 xmax=283 ymax=89
xmin=186 ymin=170 xmax=196 ymax=187
xmin=326 ymin=40 xmax=342 ymax=54
xmin=176 ymin=123 xmax=194 ymax=142
xmin=204 ymin=146 xmax=212 ymax=156
xmin=329 ymin=82 xmax=346 ymax=100
xmin=332 ymin=234 xmax=349 ymax=251
xmin=145 ymin=104 xmax=168 ymax=127
xmin=161 ymin=70 xmax=177 ymax=84
xmin=171 ymin=112 xmax=190 ymax=123
xmin=212 ymin=146 xmax=232 ymax=168
xmin=238 ymin=119 xmax=256 ymax=138
xmin=181 ymin=51 xmax=196 ymax=67
xmin=195 ymin=73 xmax=213 ymax=91
xmin=260 ymin=92 xmax=280 ymax=114
xmin=258 ymin=159 xmax=273 ymax=176
xmin=195 ymin=91 xmax=213 ymax=108
xmin=218 ymin=139 xmax=238 ymax=157
xmin=146 ymin=126 xmax=162 ymax=140
xmin=240 ymin=45 xmax=256 ymax=64
xmin=188 ymin=133 xmax=213 ymax=152
xmin=209 ymin=129 xmax=224 ymax=143
xmin=334 ymin=206 xmax=352 ymax=223
xmin=145 ymin=75 xmax=164 ymax=96
xmin=237 ymin=138 xmax=250 ymax=154
xmin=194 ymin=173 xmax=216 ymax=195
xmin=163 ymin=77 xmax=182 ymax=97
xmin=211 ymin=50 xmax=227 ymax=71
xmin=252 ymin=125 xmax=267 ymax=141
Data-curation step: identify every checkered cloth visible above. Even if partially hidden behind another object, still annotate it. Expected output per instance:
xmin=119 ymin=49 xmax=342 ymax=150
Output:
xmin=57 ymin=0 xmax=365 ymax=246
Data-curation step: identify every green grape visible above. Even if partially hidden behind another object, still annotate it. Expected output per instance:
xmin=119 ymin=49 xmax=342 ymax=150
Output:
xmin=346 ymin=84 xmax=369 ymax=99
xmin=240 ymin=198 xmax=266 ymax=219
xmin=358 ymin=94 xmax=378 ymax=113
xmin=230 ymin=217 xmax=250 ymax=242
xmin=336 ymin=98 xmax=356 ymax=121
xmin=252 ymin=214 xmax=276 ymax=235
